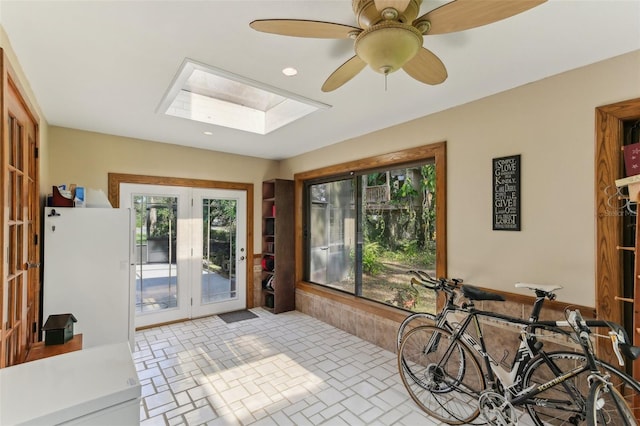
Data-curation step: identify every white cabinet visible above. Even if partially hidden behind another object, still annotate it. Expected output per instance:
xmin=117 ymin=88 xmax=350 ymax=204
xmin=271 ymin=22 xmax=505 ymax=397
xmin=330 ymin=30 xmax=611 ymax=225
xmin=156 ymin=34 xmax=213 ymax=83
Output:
xmin=0 ymin=342 xmax=140 ymax=425
xmin=43 ymin=207 xmax=135 ymax=349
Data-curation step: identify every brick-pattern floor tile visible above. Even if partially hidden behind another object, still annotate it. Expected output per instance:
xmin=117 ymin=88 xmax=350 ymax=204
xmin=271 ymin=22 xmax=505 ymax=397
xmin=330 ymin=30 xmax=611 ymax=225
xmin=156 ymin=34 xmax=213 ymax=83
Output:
xmin=135 ymin=309 xmax=453 ymax=425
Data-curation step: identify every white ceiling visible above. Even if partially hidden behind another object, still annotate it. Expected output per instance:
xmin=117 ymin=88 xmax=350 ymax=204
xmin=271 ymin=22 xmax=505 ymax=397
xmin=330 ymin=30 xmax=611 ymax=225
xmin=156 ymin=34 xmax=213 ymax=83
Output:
xmin=1 ymin=0 xmax=639 ymax=160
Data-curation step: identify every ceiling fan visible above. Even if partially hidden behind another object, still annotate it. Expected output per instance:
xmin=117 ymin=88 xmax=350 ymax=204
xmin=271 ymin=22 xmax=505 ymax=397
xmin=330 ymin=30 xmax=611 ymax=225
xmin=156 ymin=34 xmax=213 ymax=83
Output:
xmin=250 ymin=0 xmax=546 ymax=92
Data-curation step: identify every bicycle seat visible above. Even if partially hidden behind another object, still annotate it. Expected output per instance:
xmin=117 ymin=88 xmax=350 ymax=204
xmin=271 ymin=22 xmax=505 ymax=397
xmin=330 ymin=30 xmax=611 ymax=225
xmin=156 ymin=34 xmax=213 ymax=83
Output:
xmin=515 ymin=282 xmax=563 ymax=293
xmin=461 ymin=285 xmax=505 ymax=302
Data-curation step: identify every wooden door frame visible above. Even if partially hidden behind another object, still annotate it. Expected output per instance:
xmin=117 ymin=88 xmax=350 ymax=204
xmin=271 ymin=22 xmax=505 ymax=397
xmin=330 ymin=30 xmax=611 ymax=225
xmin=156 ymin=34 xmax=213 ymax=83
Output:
xmin=595 ymin=97 xmax=640 ymax=367
xmin=108 ymin=173 xmax=254 ymax=313
xmin=0 ymin=48 xmax=41 ymax=366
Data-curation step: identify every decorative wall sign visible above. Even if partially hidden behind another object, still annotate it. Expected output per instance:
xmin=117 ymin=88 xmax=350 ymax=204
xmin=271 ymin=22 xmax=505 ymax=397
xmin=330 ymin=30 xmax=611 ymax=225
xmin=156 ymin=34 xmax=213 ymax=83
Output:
xmin=493 ymin=154 xmax=521 ymax=231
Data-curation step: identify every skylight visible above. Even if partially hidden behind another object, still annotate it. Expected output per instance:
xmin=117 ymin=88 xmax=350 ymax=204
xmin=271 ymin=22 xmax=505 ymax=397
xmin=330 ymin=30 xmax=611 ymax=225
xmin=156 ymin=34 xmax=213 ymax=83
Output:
xmin=158 ymin=59 xmax=330 ymax=135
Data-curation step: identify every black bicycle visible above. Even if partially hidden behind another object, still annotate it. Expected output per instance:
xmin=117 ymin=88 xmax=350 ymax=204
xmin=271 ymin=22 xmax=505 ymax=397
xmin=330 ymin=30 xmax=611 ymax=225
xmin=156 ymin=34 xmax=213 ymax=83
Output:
xmin=397 ymin=271 xmax=640 ymax=425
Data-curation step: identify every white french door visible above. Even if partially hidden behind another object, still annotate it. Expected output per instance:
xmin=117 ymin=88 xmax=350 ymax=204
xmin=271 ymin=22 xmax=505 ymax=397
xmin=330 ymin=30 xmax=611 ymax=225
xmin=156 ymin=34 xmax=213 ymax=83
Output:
xmin=191 ymin=188 xmax=247 ymax=317
xmin=120 ymin=184 xmax=247 ymax=327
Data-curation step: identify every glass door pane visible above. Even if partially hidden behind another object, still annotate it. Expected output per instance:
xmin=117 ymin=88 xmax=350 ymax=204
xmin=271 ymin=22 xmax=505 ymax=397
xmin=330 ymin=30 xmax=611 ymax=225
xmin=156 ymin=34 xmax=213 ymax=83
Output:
xmin=308 ymin=180 xmax=355 ymax=292
xmin=360 ymin=165 xmax=437 ymax=311
xmin=201 ymin=198 xmax=237 ymax=304
xmin=133 ymin=195 xmax=178 ymax=313
xmin=192 ymin=188 xmax=246 ymax=317
xmin=121 ymin=183 xmax=191 ymax=327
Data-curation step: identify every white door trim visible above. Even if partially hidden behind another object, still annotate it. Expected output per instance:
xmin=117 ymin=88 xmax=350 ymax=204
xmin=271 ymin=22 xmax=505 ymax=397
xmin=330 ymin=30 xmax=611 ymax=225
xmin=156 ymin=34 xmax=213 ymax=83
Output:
xmin=120 ymin=183 xmax=248 ymax=328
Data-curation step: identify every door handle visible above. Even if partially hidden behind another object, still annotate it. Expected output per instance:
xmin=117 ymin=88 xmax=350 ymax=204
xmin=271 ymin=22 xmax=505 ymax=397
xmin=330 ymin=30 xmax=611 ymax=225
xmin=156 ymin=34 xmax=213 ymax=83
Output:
xmin=25 ymin=262 xmax=41 ymax=269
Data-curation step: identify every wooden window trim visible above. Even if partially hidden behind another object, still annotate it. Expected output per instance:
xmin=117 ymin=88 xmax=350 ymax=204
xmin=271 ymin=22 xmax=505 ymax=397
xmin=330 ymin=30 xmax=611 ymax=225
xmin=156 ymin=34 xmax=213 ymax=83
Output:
xmin=293 ymin=143 xmax=447 ymax=321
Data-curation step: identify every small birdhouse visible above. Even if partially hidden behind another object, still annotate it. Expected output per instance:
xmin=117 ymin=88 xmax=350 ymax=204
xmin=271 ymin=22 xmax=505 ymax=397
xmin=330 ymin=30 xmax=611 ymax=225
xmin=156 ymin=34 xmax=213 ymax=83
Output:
xmin=43 ymin=313 xmax=77 ymax=345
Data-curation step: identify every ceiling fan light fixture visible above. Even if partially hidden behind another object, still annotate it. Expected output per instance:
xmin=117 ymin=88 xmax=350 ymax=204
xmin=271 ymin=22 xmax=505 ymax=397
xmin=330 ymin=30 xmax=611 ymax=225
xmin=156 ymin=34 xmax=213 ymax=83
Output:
xmin=353 ymin=0 xmax=422 ymax=28
xmin=355 ymin=21 xmax=422 ymax=74
xmin=252 ymin=0 xmax=546 ymax=91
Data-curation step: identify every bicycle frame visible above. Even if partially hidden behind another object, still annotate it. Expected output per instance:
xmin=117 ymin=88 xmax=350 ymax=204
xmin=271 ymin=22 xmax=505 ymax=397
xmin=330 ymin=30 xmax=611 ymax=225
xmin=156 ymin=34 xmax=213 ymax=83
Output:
xmin=509 ymin=317 xmax=612 ymax=411
xmin=399 ymin=274 xmax=640 ymax=424
xmin=430 ymin=305 xmax=610 ymax=414
xmin=444 ymin=307 xmax=542 ymax=392
xmin=407 ymin=284 xmax=555 ymax=387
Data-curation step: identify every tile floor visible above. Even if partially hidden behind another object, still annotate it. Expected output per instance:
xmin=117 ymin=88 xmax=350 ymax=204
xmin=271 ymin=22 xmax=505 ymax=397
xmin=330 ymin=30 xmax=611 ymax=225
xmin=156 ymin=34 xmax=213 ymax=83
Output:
xmin=134 ymin=308 xmax=536 ymax=425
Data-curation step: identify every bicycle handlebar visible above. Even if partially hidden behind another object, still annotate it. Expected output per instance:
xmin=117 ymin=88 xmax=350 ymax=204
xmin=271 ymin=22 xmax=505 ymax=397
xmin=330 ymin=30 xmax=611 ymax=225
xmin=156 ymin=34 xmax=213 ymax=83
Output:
xmin=408 ymin=270 xmax=463 ymax=294
xmin=407 ymin=269 xmax=436 ymax=283
xmin=560 ymin=309 xmax=640 ymax=365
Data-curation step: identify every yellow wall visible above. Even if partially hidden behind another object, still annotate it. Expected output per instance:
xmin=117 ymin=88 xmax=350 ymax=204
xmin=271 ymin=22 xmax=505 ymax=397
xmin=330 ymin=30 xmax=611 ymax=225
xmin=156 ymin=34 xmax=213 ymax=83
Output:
xmin=47 ymin=127 xmax=279 ymax=249
xmin=7 ymin=5 xmax=639 ymax=308
xmin=282 ymin=50 xmax=640 ymax=307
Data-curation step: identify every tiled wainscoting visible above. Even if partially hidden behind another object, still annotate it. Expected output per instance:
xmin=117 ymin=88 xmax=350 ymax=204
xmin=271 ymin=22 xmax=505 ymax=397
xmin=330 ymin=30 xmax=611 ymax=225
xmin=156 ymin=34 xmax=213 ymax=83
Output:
xmin=252 ymin=259 xmax=263 ymax=308
xmin=295 ymin=286 xmax=579 ymax=359
xmin=252 ymin=256 xmax=579 ymax=358
xmin=295 ymin=289 xmax=400 ymax=353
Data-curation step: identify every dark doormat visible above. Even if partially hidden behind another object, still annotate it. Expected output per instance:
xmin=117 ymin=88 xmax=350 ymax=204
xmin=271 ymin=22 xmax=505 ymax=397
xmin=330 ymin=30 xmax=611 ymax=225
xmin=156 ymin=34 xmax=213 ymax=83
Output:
xmin=218 ymin=310 xmax=258 ymax=324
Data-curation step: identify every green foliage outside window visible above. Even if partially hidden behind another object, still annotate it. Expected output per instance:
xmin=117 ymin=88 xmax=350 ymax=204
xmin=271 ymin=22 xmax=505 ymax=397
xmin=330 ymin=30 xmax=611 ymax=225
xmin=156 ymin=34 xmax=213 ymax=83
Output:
xmin=307 ymin=160 xmax=439 ymax=313
xmin=149 ymin=205 xmax=176 ymax=239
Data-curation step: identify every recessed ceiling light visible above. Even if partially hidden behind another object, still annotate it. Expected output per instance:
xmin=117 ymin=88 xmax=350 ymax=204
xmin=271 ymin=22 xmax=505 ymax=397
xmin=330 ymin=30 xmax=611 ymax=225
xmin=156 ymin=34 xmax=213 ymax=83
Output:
xmin=203 ymin=131 xmax=213 ymax=135
xmin=282 ymin=67 xmax=298 ymax=77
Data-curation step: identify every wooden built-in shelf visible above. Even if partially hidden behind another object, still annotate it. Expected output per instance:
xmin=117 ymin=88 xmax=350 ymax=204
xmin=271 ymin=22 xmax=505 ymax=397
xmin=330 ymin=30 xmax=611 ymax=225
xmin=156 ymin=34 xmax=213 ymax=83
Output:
xmin=261 ymin=179 xmax=295 ymax=314
xmin=24 ymin=334 xmax=83 ymax=363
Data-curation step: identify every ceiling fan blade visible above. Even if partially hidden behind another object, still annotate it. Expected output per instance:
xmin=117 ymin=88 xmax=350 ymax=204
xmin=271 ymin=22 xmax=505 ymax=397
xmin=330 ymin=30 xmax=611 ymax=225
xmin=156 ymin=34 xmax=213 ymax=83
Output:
xmin=403 ymin=47 xmax=448 ymax=85
xmin=322 ymin=56 xmax=366 ymax=92
xmin=250 ymin=19 xmax=361 ymax=39
xmin=374 ymin=0 xmax=411 ymax=13
xmin=415 ymin=0 xmax=547 ymax=35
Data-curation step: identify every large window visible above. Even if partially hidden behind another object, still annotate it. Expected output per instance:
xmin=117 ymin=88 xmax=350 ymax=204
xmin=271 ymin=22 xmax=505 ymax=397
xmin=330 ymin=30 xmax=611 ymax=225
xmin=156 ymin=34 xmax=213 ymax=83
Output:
xmin=301 ymin=144 xmax=446 ymax=313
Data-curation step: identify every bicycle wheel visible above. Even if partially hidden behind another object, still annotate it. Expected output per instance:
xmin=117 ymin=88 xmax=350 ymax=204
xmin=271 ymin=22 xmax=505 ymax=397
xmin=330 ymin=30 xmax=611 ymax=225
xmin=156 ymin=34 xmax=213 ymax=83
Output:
xmin=521 ymin=351 xmax=640 ymax=425
xmin=398 ymin=325 xmax=485 ymax=425
xmin=587 ymin=380 xmax=637 ymax=425
xmin=397 ymin=312 xmax=437 ymax=350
